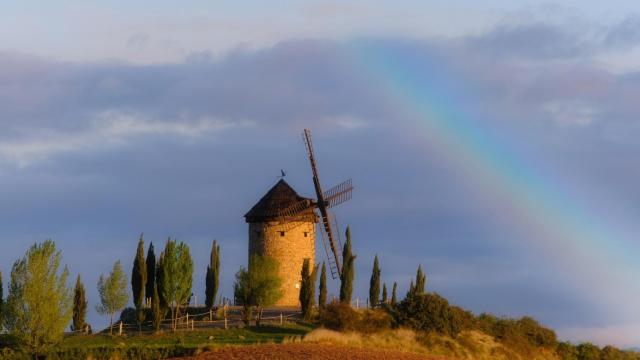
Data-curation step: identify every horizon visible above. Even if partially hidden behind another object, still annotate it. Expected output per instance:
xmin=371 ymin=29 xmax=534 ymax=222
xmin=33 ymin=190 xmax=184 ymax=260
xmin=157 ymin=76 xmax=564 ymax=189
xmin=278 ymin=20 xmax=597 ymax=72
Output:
xmin=2 ymin=0 xmax=640 ymax=348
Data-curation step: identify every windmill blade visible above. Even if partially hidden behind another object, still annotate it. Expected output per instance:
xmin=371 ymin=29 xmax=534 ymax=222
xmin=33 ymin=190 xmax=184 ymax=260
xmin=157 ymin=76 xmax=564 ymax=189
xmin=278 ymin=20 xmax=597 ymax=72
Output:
xmin=330 ymin=211 xmax=344 ymax=252
xmin=318 ymin=223 xmax=340 ymax=280
xmin=323 ymin=179 xmax=353 ymax=208
xmin=303 ymin=129 xmax=343 ymax=275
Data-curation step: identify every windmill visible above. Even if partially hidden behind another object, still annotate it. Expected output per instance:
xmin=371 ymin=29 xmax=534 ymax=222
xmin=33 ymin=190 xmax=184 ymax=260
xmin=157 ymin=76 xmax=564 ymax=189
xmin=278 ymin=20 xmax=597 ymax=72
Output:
xmin=269 ymin=129 xmax=353 ymax=279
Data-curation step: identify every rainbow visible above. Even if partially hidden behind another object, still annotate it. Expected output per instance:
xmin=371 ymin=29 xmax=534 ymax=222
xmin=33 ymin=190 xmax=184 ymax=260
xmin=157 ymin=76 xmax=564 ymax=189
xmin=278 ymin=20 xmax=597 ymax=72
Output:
xmin=347 ymin=41 xmax=640 ymax=321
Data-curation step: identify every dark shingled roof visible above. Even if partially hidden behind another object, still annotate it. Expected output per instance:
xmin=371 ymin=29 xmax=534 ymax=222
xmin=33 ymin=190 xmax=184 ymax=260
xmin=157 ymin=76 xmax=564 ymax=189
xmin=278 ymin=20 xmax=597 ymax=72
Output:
xmin=244 ymin=179 xmax=316 ymax=222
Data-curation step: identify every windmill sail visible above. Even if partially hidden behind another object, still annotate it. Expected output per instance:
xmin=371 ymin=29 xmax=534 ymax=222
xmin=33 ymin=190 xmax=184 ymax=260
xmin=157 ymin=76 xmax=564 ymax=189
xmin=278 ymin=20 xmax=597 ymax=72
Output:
xmin=323 ymin=179 xmax=353 ymax=208
xmin=303 ymin=129 xmax=343 ymax=277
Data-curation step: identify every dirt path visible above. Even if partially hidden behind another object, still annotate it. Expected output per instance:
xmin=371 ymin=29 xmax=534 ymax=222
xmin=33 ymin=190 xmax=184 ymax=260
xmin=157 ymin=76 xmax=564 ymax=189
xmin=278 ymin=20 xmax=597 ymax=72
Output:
xmin=178 ymin=343 xmax=451 ymax=360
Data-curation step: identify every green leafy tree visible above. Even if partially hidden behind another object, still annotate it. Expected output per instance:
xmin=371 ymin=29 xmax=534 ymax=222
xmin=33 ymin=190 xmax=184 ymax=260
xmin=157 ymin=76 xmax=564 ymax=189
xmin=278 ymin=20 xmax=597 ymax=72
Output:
xmin=339 ymin=226 xmax=356 ymax=304
xmin=382 ymin=283 xmax=388 ymax=304
xmin=318 ymin=262 xmax=327 ymax=308
xmin=131 ymin=234 xmax=147 ymax=330
xmin=299 ymin=259 xmax=317 ymax=320
xmin=151 ymin=284 xmax=163 ymax=332
xmin=369 ymin=255 xmax=381 ymax=308
xmin=391 ymin=282 xmax=398 ymax=306
xmin=159 ymin=239 xmax=193 ymax=331
xmin=234 ymin=255 xmax=283 ymax=326
xmin=205 ymin=240 xmax=220 ymax=308
xmin=5 ymin=240 xmax=73 ymax=356
xmin=71 ymin=275 xmax=88 ymax=333
xmin=145 ymin=242 xmax=156 ymax=304
xmin=96 ymin=261 xmax=129 ymax=335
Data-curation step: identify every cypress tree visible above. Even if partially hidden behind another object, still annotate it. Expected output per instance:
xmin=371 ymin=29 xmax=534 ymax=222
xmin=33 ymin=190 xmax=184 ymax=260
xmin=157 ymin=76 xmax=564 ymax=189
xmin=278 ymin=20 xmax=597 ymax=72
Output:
xmin=369 ymin=255 xmax=381 ymax=308
xmin=205 ymin=240 xmax=220 ymax=308
xmin=415 ymin=265 xmax=426 ymax=295
xmin=299 ymin=258 xmax=316 ymax=320
xmin=407 ymin=280 xmax=415 ymax=298
xmin=131 ymin=234 xmax=147 ymax=330
xmin=318 ymin=262 xmax=327 ymax=308
xmin=382 ymin=283 xmax=388 ymax=304
xmin=339 ymin=226 xmax=356 ymax=304
xmin=151 ymin=283 xmax=163 ymax=332
xmin=71 ymin=275 xmax=88 ymax=332
xmin=391 ymin=282 xmax=398 ymax=305
xmin=146 ymin=242 xmax=156 ymax=304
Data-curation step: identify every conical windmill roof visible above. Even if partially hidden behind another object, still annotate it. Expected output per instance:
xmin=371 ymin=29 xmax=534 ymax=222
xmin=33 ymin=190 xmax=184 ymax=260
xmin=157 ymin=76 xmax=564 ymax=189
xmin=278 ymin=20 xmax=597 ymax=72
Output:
xmin=244 ymin=179 xmax=316 ymax=222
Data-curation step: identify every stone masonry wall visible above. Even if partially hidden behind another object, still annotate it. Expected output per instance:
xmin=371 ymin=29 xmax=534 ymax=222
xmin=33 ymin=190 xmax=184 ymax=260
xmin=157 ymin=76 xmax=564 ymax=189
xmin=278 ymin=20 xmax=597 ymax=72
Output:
xmin=248 ymin=221 xmax=316 ymax=307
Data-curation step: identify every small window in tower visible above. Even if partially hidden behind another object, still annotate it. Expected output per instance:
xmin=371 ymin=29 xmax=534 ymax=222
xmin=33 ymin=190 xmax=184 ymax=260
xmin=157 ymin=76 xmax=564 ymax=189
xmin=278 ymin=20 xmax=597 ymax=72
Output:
xmin=303 ymin=232 xmax=308 ymax=237
xmin=255 ymin=230 xmax=262 ymax=236
xmin=280 ymin=231 xmax=285 ymax=237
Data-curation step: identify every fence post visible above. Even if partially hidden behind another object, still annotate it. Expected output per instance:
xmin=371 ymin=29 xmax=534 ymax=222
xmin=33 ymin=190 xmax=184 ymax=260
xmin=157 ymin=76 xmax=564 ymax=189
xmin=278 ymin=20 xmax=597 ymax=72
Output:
xmin=209 ymin=309 xmax=213 ymax=322
xmin=280 ymin=313 xmax=283 ymax=325
xmin=186 ymin=313 xmax=189 ymax=328
xmin=118 ymin=322 xmax=123 ymax=336
xmin=356 ymin=298 xmax=359 ymax=309
xmin=224 ymin=310 xmax=228 ymax=330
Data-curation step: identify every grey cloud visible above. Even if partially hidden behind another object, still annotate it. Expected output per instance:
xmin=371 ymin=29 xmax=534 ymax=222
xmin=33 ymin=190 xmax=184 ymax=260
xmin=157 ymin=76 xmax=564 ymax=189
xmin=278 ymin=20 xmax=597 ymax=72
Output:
xmin=469 ymin=22 xmax=591 ymax=59
xmin=604 ymin=15 xmax=640 ymax=49
xmin=468 ymin=14 xmax=640 ymax=60
xmin=3 ymin=33 xmax=640 ymax=344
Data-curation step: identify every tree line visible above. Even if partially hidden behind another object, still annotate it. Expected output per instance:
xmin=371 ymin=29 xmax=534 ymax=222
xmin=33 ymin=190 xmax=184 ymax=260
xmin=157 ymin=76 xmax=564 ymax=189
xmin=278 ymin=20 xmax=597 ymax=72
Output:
xmin=0 ymin=224 xmax=447 ymax=357
xmin=0 ymin=235 xmax=222 ymax=355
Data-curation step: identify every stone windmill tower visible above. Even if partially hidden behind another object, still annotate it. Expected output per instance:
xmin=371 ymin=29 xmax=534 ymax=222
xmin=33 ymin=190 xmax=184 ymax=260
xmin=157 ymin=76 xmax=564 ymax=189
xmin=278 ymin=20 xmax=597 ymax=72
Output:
xmin=244 ymin=129 xmax=353 ymax=307
xmin=244 ymin=179 xmax=318 ymax=306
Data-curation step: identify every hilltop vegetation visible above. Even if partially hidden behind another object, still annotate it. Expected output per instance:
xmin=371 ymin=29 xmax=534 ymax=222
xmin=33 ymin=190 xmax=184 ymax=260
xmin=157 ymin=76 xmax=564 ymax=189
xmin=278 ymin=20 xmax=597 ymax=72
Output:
xmin=311 ymin=299 xmax=639 ymax=360
xmin=0 ymin=233 xmax=638 ymax=359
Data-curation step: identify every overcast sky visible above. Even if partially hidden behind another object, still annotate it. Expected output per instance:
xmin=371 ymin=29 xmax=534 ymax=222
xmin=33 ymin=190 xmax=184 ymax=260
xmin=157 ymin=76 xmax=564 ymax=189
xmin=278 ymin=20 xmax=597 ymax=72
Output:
xmin=3 ymin=1 xmax=640 ymax=347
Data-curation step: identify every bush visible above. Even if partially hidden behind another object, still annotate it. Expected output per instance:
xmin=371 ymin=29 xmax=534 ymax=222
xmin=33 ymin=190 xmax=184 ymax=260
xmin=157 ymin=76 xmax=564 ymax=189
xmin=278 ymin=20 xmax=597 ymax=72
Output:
xmin=557 ymin=341 xmax=579 ymax=360
xmin=473 ymin=313 xmax=557 ymax=352
xmin=516 ymin=316 xmax=557 ymax=347
xmin=449 ymin=306 xmax=475 ymax=331
xmin=395 ymin=292 xmax=462 ymax=337
xmin=359 ymin=308 xmax=393 ymax=334
xmin=318 ymin=301 xmax=391 ymax=333
xmin=577 ymin=342 xmax=601 ymax=360
xmin=601 ymin=345 xmax=627 ymax=360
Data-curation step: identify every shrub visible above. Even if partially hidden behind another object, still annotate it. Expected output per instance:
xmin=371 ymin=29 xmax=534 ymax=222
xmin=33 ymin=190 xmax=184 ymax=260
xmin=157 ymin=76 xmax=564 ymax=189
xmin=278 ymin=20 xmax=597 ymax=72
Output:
xmin=577 ymin=342 xmax=601 ymax=360
xmin=318 ymin=302 xmax=360 ymax=332
xmin=601 ymin=345 xmax=626 ymax=360
xmin=395 ymin=292 xmax=462 ymax=337
xmin=449 ymin=306 xmax=475 ymax=331
xmin=557 ymin=341 xmax=579 ymax=360
xmin=516 ymin=316 xmax=557 ymax=347
xmin=318 ymin=301 xmax=391 ymax=333
xmin=473 ymin=313 xmax=557 ymax=352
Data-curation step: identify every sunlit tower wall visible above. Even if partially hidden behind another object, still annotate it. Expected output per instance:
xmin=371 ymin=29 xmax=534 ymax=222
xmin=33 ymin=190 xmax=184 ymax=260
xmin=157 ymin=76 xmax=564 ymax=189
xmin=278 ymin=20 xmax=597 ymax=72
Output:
xmin=244 ymin=179 xmax=318 ymax=307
